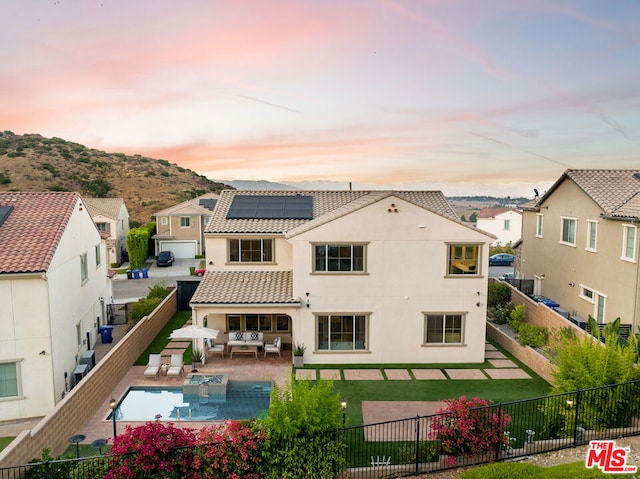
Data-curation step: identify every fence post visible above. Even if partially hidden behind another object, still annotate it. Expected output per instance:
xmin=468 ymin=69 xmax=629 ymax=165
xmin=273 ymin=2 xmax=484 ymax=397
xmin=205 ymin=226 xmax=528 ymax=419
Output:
xmin=573 ymin=390 xmax=581 ymax=446
xmin=494 ymin=403 xmax=503 ymax=459
xmin=414 ymin=415 xmax=421 ymax=476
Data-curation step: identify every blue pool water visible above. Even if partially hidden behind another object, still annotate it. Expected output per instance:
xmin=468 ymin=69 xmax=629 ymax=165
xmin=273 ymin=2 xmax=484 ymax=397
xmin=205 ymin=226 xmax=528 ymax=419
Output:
xmin=109 ymin=381 xmax=272 ymax=422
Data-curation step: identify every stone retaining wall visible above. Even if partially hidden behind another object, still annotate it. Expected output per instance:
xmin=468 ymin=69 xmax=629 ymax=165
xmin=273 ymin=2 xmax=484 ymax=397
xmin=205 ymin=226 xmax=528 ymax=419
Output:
xmin=0 ymin=290 xmax=178 ymax=468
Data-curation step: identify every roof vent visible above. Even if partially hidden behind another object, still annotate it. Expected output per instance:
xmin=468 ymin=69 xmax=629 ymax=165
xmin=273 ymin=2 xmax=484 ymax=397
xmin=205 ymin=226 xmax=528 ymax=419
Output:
xmin=634 ymin=172 xmax=640 ymax=181
xmin=0 ymin=205 xmax=13 ymax=228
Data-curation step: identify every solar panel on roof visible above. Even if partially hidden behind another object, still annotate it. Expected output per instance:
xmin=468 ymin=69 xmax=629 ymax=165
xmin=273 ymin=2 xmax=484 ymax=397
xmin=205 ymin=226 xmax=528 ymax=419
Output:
xmin=227 ymin=195 xmax=313 ymax=219
xmin=199 ymin=198 xmax=217 ymax=210
xmin=0 ymin=205 xmax=13 ymax=228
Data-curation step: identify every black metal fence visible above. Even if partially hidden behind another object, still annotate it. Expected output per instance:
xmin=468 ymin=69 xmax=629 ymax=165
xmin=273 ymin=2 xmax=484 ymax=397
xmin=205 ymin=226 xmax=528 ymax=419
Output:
xmin=3 ymin=380 xmax=640 ymax=479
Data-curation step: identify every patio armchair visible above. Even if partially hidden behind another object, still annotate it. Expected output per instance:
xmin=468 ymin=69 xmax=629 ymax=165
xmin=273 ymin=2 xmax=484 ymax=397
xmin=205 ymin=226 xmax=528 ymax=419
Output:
xmin=167 ymin=353 xmax=184 ymax=377
xmin=264 ymin=337 xmax=281 ymax=357
xmin=144 ymin=353 xmax=162 ymax=378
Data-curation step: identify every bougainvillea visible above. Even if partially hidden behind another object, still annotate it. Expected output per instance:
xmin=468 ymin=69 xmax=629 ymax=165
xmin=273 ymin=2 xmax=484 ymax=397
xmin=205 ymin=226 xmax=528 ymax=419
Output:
xmin=105 ymin=421 xmax=198 ymax=479
xmin=196 ymin=420 xmax=264 ymax=479
xmin=429 ymin=396 xmax=512 ymax=466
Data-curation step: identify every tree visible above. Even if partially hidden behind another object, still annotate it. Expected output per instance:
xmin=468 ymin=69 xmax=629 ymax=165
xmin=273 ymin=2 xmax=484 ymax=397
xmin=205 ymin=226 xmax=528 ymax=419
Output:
xmin=126 ymin=227 xmax=150 ymax=269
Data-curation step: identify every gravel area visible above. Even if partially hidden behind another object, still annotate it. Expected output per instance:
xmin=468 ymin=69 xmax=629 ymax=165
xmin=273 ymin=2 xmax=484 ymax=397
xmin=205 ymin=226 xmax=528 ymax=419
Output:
xmin=405 ymin=435 xmax=640 ymax=478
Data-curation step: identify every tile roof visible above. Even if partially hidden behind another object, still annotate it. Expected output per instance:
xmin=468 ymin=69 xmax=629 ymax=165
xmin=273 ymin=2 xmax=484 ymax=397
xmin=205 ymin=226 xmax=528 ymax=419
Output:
xmin=205 ymin=190 xmax=468 ymax=235
xmin=84 ymin=197 xmax=127 ymax=220
xmin=0 ymin=192 xmax=80 ymax=274
xmin=190 ymin=270 xmax=298 ymax=305
xmin=477 ymin=207 xmax=521 ymax=218
xmin=154 ymin=193 xmax=220 ymax=216
xmin=539 ymin=169 xmax=640 ymax=220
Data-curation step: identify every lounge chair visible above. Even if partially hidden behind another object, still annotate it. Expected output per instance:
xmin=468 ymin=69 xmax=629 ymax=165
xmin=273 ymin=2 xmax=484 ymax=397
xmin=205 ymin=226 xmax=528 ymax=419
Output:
xmin=166 ymin=353 xmax=184 ymax=377
xmin=144 ymin=353 xmax=162 ymax=378
xmin=264 ymin=337 xmax=281 ymax=357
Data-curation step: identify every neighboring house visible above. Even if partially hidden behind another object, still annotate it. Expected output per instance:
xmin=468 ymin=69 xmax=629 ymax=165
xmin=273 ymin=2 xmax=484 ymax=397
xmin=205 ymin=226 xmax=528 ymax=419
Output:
xmin=0 ymin=192 xmax=113 ymax=422
xmin=476 ymin=207 xmax=522 ymax=246
xmin=152 ymin=193 xmax=219 ymax=258
xmin=519 ymin=169 xmax=640 ymax=330
xmin=190 ymin=190 xmax=494 ymax=365
xmin=84 ymin=197 xmax=130 ymax=267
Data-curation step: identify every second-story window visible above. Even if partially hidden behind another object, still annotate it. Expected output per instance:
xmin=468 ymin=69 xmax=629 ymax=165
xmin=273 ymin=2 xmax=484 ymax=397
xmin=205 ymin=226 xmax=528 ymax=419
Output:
xmin=503 ymin=219 xmax=510 ymax=231
xmin=180 ymin=216 xmax=191 ymax=228
xmin=447 ymin=244 xmax=479 ymax=275
xmin=622 ymin=224 xmax=637 ymax=262
xmin=560 ymin=217 xmax=577 ymax=246
xmin=536 ymin=214 xmax=544 ymax=238
xmin=160 ymin=217 xmax=168 ymax=226
xmin=229 ymin=239 xmax=273 ymax=263
xmin=586 ymin=220 xmax=598 ymax=252
xmin=313 ymin=244 xmax=365 ymax=272
xmin=80 ymin=253 xmax=88 ymax=283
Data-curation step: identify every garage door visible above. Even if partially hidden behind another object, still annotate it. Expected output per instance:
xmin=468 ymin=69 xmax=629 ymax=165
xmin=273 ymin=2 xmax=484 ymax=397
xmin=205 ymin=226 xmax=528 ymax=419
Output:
xmin=159 ymin=241 xmax=197 ymax=259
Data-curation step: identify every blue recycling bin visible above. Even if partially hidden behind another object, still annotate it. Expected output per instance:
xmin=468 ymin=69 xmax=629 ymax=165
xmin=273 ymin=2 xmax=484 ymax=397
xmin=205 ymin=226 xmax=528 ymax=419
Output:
xmin=98 ymin=325 xmax=114 ymax=344
xmin=133 ymin=269 xmax=140 ymax=279
xmin=141 ymin=268 xmax=148 ymax=278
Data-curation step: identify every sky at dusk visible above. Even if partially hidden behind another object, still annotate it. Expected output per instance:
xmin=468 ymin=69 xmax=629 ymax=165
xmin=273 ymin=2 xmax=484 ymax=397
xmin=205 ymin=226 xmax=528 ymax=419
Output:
xmin=1 ymin=1 xmax=639 ymax=197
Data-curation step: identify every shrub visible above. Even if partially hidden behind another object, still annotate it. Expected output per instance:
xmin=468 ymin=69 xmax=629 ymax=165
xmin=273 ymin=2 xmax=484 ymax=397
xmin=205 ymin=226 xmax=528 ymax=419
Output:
xmin=146 ymin=282 xmax=170 ymax=300
xmin=105 ymin=422 xmax=198 ymax=479
xmin=429 ymin=396 xmax=512 ymax=466
xmin=488 ymin=283 xmax=511 ymax=308
xmin=517 ymin=323 xmax=548 ymax=348
xmin=82 ymin=178 xmax=112 ymax=197
xmin=0 ymin=172 xmax=10 ymax=185
xmin=196 ymin=421 xmax=264 ymax=478
xmin=130 ymin=297 xmax=162 ymax=323
xmin=398 ymin=440 xmax=439 ymax=463
xmin=126 ymin=227 xmax=151 ymax=269
xmin=488 ymin=302 xmax=514 ymax=325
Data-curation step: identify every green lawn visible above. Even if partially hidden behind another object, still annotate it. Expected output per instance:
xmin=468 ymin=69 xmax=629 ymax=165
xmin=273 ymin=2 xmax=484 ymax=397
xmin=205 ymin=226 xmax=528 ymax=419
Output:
xmin=0 ymin=436 xmax=14 ymax=453
xmin=133 ymin=310 xmax=192 ymax=365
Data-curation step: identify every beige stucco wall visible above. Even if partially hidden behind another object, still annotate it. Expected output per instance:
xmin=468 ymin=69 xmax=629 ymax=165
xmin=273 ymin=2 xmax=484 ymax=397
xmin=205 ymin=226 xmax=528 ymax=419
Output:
xmin=289 ymin=196 xmax=492 ymax=365
xmin=521 ymin=180 xmax=640 ymax=329
xmin=0 ymin=198 xmax=112 ymax=421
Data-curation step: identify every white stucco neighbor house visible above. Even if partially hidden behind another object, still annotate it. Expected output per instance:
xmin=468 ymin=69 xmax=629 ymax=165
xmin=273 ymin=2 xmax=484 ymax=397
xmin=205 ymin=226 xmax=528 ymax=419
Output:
xmin=84 ymin=197 xmax=130 ymax=267
xmin=190 ymin=190 xmax=494 ymax=365
xmin=0 ymin=192 xmax=113 ymax=421
xmin=476 ymin=207 xmax=522 ymax=246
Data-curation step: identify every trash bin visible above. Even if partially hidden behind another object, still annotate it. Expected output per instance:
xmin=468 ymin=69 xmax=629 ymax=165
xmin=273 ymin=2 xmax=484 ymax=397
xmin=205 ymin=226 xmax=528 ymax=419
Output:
xmin=142 ymin=268 xmax=148 ymax=279
xmin=126 ymin=269 xmax=133 ymax=280
xmin=133 ymin=269 xmax=140 ymax=279
xmin=98 ymin=325 xmax=114 ymax=344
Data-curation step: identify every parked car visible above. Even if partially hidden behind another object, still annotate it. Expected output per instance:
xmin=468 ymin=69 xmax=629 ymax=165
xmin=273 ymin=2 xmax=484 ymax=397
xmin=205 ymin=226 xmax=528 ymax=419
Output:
xmin=156 ymin=251 xmax=175 ymax=267
xmin=499 ymin=272 xmax=515 ymax=281
xmin=194 ymin=268 xmax=206 ymax=277
xmin=489 ymin=253 xmax=514 ymax=266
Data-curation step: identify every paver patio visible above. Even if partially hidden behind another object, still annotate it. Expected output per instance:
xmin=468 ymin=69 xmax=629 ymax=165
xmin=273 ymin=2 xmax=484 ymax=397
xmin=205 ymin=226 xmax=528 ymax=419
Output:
xmin=411 ymin=369 xmax=447 ymax=380
xmin=445 ymin=369 xmax=487 ymax=380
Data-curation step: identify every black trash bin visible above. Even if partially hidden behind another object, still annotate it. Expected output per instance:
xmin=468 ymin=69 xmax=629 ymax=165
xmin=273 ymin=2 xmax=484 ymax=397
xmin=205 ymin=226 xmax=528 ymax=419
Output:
xmin=126 ymin=269 xmax=133 ymax=280
xmin=99 ymin=325 xmax=114 ymax=344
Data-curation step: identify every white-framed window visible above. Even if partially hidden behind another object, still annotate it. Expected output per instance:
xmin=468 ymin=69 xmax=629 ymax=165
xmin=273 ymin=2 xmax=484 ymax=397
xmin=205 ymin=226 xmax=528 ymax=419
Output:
xmin=228 ymin=238 xmax=274 ymax=263
xmin=226 ymin=314 xmax=290 ymax=332
xmin=313 ymin=244 xmax=366 ymax=272
xmin=80 ymin=253 xmax=88 ymax=283
xmin=622 ymin=224 xmax=637 ymax=262
xmin=180 ymin=216 xmax=191 ymax=228
xmin=579 ymin=285 xmax=607 ymax=323
xmin=0 ymin=361 xmax=20 ymax=398
xmin=447 ymin=244 xmax=480 ymax=276
xmin=586 ymin=220 xmax=598 ymax=252
xmin=95 ymin=244 xmax=101 ymax=267
xmin=536 ymin=214 xmax=544 ymax=238
xmin=96 ymin=222 xmax=110 ymax=233
xmin=503 ymin=219 xmax=510 ymax=231
xmin=317 ymin=314 xmax=367 ymax=351
xmin=425 ymin=313 xmax=464 ymax=344
xmin=560 ymin=217 xmax=577 ymax=246
xmin=580 ymin=286 xmax=594 ymax=302
xmin=160 ymin=217 xmax=168 ymax=226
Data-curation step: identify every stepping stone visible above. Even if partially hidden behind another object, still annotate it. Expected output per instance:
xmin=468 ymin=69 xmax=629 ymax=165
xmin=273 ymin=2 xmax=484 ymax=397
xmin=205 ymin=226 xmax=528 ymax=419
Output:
xmin=295 ymin=369 xmax=316 ymax=380
xmin=319 ymin=369 xmax=341 ymax=380
xmin=489 ymin=359 xmax=517 ymax=368
xmin=411 ymin=369 xmax=447 ymax=380
xmin=384 ymin=369 xmax=411 ymax=380
xmin=485 ymin=343 xmax=498 ymax=351
xmin=445 ymin=369 xmax=487 ymax=380
xmin=485 ymin=350 xmax=507 ymax=359
xmin=343 ymin=369 xmax=384 ymax=380
xmin=485 ymin=368 xmax=531 ymax=379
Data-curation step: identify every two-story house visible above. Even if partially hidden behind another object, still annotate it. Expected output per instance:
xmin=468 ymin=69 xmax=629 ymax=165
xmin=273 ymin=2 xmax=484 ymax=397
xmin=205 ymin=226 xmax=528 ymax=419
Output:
xmin=476 ymin=207 xmax=522 ymax=246
xmin=519 ymin=169 xmax=640 ymax=330
xmin=0 ymin=192 xmax=113 ymax=421
xmin=190 ymin=190 xmax=494 ymax=365
xmin=84 ymin=197 xmax=130 ymax=267
xmin=152 ymin=193 xmax=219 ymax=258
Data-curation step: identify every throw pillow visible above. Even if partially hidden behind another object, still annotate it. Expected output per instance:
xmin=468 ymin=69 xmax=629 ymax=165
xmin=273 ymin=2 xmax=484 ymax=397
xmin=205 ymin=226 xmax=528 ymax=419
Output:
xmin=250 ymin=331 xmax=259 ymax=341
xmin=235 ymin=331 xmax=244 ymax=341
xmin=273 ymin=338 xmax=278 ymax=346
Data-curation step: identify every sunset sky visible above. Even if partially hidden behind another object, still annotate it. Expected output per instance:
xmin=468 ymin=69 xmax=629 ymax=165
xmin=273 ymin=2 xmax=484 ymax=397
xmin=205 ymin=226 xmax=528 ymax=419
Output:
xmin=2 ymin=1 xmax=639 ymax=196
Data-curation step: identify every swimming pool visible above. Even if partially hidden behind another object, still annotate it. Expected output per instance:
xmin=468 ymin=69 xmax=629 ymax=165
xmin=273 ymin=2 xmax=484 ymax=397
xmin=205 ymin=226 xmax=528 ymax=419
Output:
xmin=109 ymin=381 xmax=272 ymax=422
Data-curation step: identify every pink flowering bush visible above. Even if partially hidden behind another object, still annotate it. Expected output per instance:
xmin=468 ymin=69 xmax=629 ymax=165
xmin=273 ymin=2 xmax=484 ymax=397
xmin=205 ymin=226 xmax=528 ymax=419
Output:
xmin=196 ymin=420 xmax=264 ymax=479
xmin=429 ymin=396 xmax=512 ymax=466
xmin=105 ymin=421 xmax=198 ymax=479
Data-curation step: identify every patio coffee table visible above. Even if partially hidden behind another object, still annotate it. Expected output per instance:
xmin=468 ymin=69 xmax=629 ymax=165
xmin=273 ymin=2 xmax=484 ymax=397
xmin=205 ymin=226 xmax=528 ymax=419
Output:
xmin=230 ymin=345 xmax=258 ymax=358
